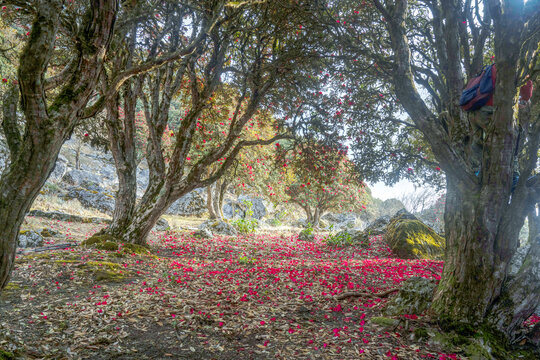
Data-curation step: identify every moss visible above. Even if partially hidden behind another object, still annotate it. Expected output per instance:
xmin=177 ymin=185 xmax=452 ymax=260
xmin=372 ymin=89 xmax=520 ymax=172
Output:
xmin=83 ymin=235 xmax=150 ymax=255
xmin=414 ymin=327 xmax=429 ymax=339
xmin=83 ymin=234 xmax=118 ymax=246
xmin=386 ymin=219 xmax=445 ymax=260
xmin=3 ymin=283 xmax=20 ymax=291
xmin=121 ymin=243 xmax=150 ymax=255
xmin=40 ymin=228 xmax=53 ymax=237
xmin=95 ymin=269 xmax=125 ymax=282
xmin=433 ymin=321 xmax=538 ymax=360
xmin=371 ymin=316 xmax=399 ymax=327
xmin=0 ymin=348 xmax=15 ymax=360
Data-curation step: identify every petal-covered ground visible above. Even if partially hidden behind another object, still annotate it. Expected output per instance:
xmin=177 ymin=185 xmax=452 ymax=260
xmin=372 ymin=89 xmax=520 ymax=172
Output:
xmin=0 ymin=216 xmax=533 ymax=359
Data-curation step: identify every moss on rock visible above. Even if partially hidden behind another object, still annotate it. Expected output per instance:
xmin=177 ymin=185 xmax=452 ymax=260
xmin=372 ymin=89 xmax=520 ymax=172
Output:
xmin=371 ymin=316 xmax=399 ymax=327
xmin=82 ymin=234 xmax=150 ymax=255
xmin=386 ymin=218 xmax=445 ymax=260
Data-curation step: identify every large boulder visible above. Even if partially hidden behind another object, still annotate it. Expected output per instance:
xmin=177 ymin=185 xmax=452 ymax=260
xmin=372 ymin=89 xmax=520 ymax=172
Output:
xmin=49 ymin=155 xmax=69 ymax=182
xmin=62 ymin=169 xmax=102 ymax=187
xmin=363 ymin=215 xmax=391 ymax=236
xmin=199 ymin=219 xmax=237 ymax=236
xmin=322 ymin=212 xmax=357 ymax=229
xmin=385 ymin=210 xmax=445 ymax=260
xmin=224 ymin=195 xmax=268 ymax=220
xmin=153 ymin=218 xmax=170 ymax=231
xmin=18 ymin=230 xmax=44 ymax=248
xmin=64 ymin=181 xmax=115 ymax=215
xmin=166 ymin=190 xmax=206 ymax=216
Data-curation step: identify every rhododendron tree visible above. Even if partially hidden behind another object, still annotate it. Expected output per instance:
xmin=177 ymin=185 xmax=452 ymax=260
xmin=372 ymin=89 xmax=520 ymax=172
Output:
xmin=320 ymin=0 xmax=540 ymax=346
xmin=0 ymin=0 xmax=118 ymax=290
xmin=93 ymin=0 xmax=335 ymax=245
xmin=277 ymin=141 xmax=368 ymax=225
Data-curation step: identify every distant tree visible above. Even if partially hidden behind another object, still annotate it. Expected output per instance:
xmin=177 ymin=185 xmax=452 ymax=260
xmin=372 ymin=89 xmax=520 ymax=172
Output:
xmin=399 ymin=187 xmax=441 ymax=213
xmin=278 ymin=141 xmax=368 ymax=225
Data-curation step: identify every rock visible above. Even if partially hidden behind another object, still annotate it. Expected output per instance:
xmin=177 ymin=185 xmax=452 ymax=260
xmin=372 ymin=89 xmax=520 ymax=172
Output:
xmin=363 ymin=215 xmax=391 ymax=236
xmin=199 ymin=220 xmax=237 ymax=236
xmin=64 ymin=181 xmax=115 ymax=215
xmin=40 ymin=228 xmax=59 ymax=237
xmin=298 ymin=229 xmax=315 ymax=242
xmin=166 ymin=190 xmax=206 ymax=216
xmin=18 ymin=230 xmax=44 ymax=248
xmin=27 ymin=209 xmax=110 ymax=224
xmin=224 ymin=195 xmax=268 ymax=220
xmin=153 ymin=218 xmax=170 ymax=231
xmin=385 ymin=210 xmax=445 ymax=260
xmin=193 ymin=228 xmax=213 ymax=239
xmin=62 ymin=169 xmax=102 ymax=187
xmin=322 ymin=212 xmax=358 ymax=230
xmin=334 ymin=229 xmax=369 ymax=248
xmin=371 ymin=316 xmax=399 ymax=327
xmin=49 ymin=155 xmax=69 ymax=182
xmin=384 ymin=277 xmax=437 ymax=316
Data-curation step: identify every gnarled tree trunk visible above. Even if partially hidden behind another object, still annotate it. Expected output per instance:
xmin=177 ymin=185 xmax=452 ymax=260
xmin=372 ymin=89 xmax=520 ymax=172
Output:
xmin=0 ymin=0 xmax=118 ymax=290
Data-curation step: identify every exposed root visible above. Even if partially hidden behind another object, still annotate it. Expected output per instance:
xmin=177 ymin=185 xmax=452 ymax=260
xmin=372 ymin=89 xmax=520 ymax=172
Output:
xmin=336 ymin=288 xmax=399 ymax=300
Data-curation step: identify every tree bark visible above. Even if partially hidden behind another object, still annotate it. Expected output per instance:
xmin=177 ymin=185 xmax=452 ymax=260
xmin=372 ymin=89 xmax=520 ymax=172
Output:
xmin=104 ymin=84 xmax=138 ymax=238
xmin=218 ymin=180 xmax=228 ymax=219
xmin=373 ymin=0 xmax=540 ymax=344
xmin=207 ymin=185 xmax=217 ymax=219
xmin=528 ymin=208 xmax=540 ymax=244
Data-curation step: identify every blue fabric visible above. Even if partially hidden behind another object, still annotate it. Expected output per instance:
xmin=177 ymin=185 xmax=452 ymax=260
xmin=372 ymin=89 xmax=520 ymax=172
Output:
xmin=479 ymin=65 xmax=495 ymax=94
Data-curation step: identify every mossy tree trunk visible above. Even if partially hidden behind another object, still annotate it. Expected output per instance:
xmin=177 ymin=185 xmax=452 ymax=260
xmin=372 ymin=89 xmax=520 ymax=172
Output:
xmin=0 ymin=0 xmax=118 ymax=290
xmin=374 ymin=0 xmax=540 ymax=344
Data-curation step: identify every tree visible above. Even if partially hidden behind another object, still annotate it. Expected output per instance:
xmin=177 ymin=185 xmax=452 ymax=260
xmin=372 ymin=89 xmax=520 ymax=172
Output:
xmin=0 ymin=0 xmax=119 ymax=290
xmin=325 ymin=0 xmax=540 ymax=345
xmin=95 ymin=0 xmax=335 ymax=245
xmin=278 ymin=141 xmax=368 ymax=225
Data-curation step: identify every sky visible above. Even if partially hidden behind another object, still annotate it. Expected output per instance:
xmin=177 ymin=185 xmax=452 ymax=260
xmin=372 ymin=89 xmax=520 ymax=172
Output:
xmin=367 ymin=179 xmax=418 ymax=201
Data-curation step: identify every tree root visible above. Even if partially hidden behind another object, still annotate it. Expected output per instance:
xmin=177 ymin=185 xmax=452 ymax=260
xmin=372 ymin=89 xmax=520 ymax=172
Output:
xmin=337 ymin=288 xmax=399 ymax=300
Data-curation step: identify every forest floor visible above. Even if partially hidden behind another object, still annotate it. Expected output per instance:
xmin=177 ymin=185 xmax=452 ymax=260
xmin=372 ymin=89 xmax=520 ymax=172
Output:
xmin=0 ymin=215 xmax=536 ymax=359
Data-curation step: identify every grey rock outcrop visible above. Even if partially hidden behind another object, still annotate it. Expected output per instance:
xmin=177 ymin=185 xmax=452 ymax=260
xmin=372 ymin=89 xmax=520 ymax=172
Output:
xmin=62 ymin=170 xmax=102 ymax=187
xmin=199 ymin=219 xmax=237 ymax=236
xmin=153 ymin=218 xmax=170 ymax=231
xmin=64 ymin=181 xmax=115 ymax=214
xmin=166 ymin=190 xmax=206 ymax=216
xmin=49 ymin=155 xmax=69 ymax=182
xmin=224 ymin=195 xmax=268 ymax=220
xmin=18 ymin=230 xmax=44 ymax=248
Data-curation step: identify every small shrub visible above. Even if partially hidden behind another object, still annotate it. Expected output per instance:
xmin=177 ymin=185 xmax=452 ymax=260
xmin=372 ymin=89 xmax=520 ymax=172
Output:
xmin=323 ymin=231 xmax=353 ymax=247
xmin=233 ymin=200 xmax=258 ymax=234
xmin=238 ymin=255 xmax=256 ymax=265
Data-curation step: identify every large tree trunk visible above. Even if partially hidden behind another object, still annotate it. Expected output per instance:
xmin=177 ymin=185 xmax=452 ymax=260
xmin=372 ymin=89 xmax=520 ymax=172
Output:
xmin=114 ymin=181 xmax=171 ymax=245
xmin=104 ymin=86 xmax=138 ymax=238
xmin=0 ymin=135 xmax=66 ymax=288
xmin=0 ymin=0 xmax=118 ymax=290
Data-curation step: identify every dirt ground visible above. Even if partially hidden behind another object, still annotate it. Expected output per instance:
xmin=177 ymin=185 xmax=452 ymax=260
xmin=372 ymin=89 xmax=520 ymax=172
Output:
xmin=0 ymin=215 xmax=532 ymax=360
